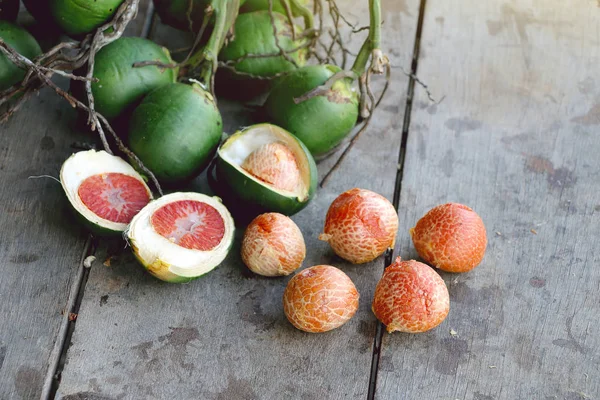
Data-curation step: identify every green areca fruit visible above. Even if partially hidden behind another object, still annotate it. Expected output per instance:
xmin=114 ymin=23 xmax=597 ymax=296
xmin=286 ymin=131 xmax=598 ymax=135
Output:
xmin=264 ymin=64 xmax=359 ymax=157
xmin=219 ymin=10 xmax=306 ymax=78
xmin=240 ymin=0 xmax=309 ymax=14
xmin=128 ymin=83 xmax=223 ymax=184
xmin=90 ymin=37 xmax=177 ymax=121
xmin=0 ymin=22 xmax=42 ymax=91
xmin=214 ymin=123 xmax=317 ymax=217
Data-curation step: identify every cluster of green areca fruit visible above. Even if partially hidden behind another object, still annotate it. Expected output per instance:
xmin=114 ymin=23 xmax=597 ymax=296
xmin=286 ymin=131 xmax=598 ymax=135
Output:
xmin=1 ymin=0 xmax=383 ymax=217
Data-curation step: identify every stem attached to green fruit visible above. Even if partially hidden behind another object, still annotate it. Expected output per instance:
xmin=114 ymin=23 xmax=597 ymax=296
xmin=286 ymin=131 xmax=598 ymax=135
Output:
xmin=289 ymin=0 xmax=315 ymax=30
xmin=319 ymin=0 xmax=389 ymax=188
xmin=281 ymin=0 xmax=297 ymax=40
xmin=296 ymin=0 xmax=383 ymax=105
xmin=350 ymin=0 xmax=381 ymax=76
xmin=186 ymin=0 xmax=240 ymax=92
xmin=368 ymin=0 xmax=381 ymax=52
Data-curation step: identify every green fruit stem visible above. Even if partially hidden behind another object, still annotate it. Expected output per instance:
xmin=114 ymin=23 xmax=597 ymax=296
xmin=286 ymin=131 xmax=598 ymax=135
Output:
xmin=293 ymin=0 xmax=382 ymax=105
xmin=186 ymin=0 xmax=240 ymax=89
xmin=288 ymin=0 xmax=314 ymax=30
xmin=350 ymin=0 xmax=381 ymax=77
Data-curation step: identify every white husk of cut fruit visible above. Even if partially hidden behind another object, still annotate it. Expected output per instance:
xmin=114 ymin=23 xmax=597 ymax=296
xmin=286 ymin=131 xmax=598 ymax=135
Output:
xmin=218 ymin=124 xmax=310 ymax=201
xmin=60 ymin=149 xmax=153 ymax=232
xmin=126 ymin=192 xmax=235 ymax=279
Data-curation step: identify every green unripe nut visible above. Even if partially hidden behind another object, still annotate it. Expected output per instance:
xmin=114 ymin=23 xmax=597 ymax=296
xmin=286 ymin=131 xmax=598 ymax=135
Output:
xmin=128 ymin=83 xmax=223 ymax=184
xmin=50 ymin=0 xmax=125 ymax=36
xmin=0 ymin=22 xmax=42 ymax=91
xmin=265 ymin=65 xmax=359 ymax=157
xmin=91 ymin=37 xmax=177 ymax=121
xmin=219 ymin=10 xmax=306 ymax=78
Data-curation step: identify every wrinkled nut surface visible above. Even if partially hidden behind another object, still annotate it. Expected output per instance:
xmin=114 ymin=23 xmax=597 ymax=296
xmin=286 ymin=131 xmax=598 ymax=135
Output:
xmin=241 ymin=213 xmax=305 ymax=276
xmin=241 ymin=141 xmax=302 ymax=192
xmin=319 ymin=188 xmax=398 ymax=264
xmin=283 ymin=265 xmax=359 ymax=333
xmin=372 ymin=258 xmax=450 ymax=333
xmin=410 ymin=203 xmax=487 ymax=273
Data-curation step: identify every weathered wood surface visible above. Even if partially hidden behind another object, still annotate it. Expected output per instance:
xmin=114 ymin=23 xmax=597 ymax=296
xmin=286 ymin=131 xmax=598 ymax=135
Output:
xmin=376 ymin=0 xmax=600 ymax=399
xmin=10 ymin=1 xmax=598 ymax=399
xmin=0 ymin=4 xmax=152 ymax=400
xmin=0 ymin=80 xmax=89 ymax=400
xmin=55 ymin=1 xmax=419 ymax=399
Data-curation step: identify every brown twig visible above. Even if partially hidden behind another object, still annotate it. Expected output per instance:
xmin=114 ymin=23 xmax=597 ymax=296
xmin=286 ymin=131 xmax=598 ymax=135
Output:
xmin=312 ymin=49 xmax=326 ymax=64
xmin=218 ymin=11 xmax=318 ymax=80
xmin=0 ymin=0 xmax=164 ymax=196
xmin=312 ymin=2 xmax=336 ymax=64
xmin=268 ymin=0 xmax=301 ymax=68
xmin=320 ymin=60 xmax=392 ymax=188
xmin=335 ymin=32 xmax=347 ymax=69
xmin=84 ymin=0 xmax=140 ymax=151
xmin=169 ymin=46 xmax=194 ymax=55
xmin=352 ymin=25 xmax=370 ymax=33
xmin=220 ymin=41 xmax=312 ymax=66
xmin=319 ymin=88 xmax=374 ymax=187
xmin=281 ymin=0 xmax=297 ymax=41
xmin=48 ymin=80 xmax=164 ymax=195
xmin=319 ymin=114 xmax=371 ymax=188
xmin=316 ymin=0 xmax=324 ymax=34
xmin=96 ymin=113 xmax=164 ymax=196
xmin=308 ymin=0 xmax=355 ymax=68
xmin=398 ymin=65 xmax=439 ymax=103
xmin=327 ymin=0 xmax=358 ymax=31
xmin=317 ymin=39 xmax=331 ymax=63
xmin=183 ymin=5 xmax=214 ymax=64
xmin=217 ymin=62 xmax=293 ymax=80
xmin=326 ymin=29 xmax=339 ymax=66
xmin=39 ymin=41 xmax=81 ymax=62
xmin=132 ymin=5 xmax=213 ymax=72
xmin=365 ymin=64 xmax=377 ymax=109
xmin=1 ymin=1 xmax=140 ymax=138
xmin=132 ymin=60 xmax=179 ymax=69
xmin=375 ymin=62 xmax=392 ymax=108
xmin=0 ymin=42 xmax=79 ymax=111
xmin=293 ymin=70 xmax=356 ymax=104
xmin=358 ymin=73 xmax=369 ymax=118
xmin=344 ymin=47 xmax=359 ymax=57
xmin=185 ymin=0 xmax=195 ymax=33
xmin=298 ymin=27 xmax=319 ymax=40
xmin=0 ymin=39 xmax=85 ymax=107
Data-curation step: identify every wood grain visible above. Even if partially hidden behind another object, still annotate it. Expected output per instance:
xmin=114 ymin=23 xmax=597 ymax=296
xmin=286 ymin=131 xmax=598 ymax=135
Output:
xmin=0 ymin=73 xmax=90 ymax=400
xmin=55 ymin=1 xmax=420 ymax=399
xmin=376 ymin=0 xmax=600 ymax=399
xmin=0 ymin=3 xmax=153 ymax=400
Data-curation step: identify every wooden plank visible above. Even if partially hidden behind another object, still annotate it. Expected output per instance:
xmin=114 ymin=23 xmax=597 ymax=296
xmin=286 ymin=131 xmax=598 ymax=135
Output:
xmin=376 ymin=0 xmax=600 ymax=399
xmin=55 ymin=1 xmax=420 ymax=398
xmin=0 ymin=4 xmax=152 ymax=400
xmin=0 ymin=87 xmax=89 ymax=400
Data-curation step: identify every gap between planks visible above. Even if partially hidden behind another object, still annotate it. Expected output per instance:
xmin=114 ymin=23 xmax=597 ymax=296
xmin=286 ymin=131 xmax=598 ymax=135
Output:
xmin=366 ymin=0 xmax=429 ymax=398
xmin=42 ymin=3 xmax=157 ymax=399
xmin=40 ymin=236 xmax=93 ymax=400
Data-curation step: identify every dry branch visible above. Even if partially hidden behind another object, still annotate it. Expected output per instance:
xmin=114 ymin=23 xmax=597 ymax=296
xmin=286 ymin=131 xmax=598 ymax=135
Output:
xmin=0 ymin=0 xmax=164 ymax=196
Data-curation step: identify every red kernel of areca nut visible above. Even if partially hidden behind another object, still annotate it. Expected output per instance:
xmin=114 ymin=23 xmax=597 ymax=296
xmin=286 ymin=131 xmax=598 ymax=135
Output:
xmin=410 ymin=203 xmax=487 ymax=273
xmin=283 ymin=265 xmax=359 ymax=333
xmin=319 ymin=188 xmax=399 ymax=264
xmin=241 ymin=213 xmax=306 ymax=277
xmin=372 ymin=258 xmax=450 ymax=333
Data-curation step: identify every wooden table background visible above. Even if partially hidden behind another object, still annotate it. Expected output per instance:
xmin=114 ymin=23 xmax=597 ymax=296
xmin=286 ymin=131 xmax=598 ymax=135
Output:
xmin=1 ymin=0 xmax=599 ymax=399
